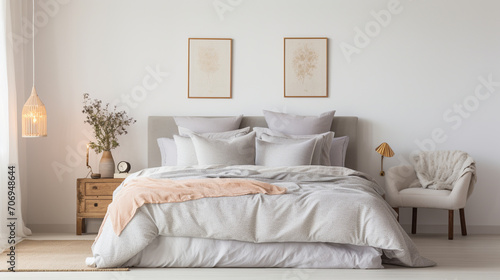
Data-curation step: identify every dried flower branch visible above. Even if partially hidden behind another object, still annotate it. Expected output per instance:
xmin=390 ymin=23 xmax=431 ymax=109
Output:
xmin=82 ymin=93 xmax=136 ymax=154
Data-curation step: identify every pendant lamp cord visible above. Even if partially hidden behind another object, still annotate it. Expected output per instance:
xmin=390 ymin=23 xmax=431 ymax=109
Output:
xmin=32 ymin=0 xmax=35 ymax=86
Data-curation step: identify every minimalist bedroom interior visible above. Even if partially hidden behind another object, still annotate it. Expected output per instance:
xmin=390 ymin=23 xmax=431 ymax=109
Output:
xmin=1 ymin=0 xmax=499 ymax=279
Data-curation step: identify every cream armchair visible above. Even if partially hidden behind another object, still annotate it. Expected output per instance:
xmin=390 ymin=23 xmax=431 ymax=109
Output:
xmin=385 ymin=165 xmax=475 ymax=240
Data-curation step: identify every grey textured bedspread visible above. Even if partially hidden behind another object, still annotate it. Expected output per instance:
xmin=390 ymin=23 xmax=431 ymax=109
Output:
xmin=92 ymin=165 xmax=435 ymax=268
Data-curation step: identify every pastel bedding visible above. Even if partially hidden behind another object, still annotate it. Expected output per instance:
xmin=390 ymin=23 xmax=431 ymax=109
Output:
xmin=90 ymin=165 xmax=435 ymax=269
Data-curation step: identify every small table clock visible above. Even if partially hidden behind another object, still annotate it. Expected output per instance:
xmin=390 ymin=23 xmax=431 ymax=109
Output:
xmin=117 ymin=161 xmax=131 ymax=173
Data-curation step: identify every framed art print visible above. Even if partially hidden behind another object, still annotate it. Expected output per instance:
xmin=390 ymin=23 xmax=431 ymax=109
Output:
xmin=188 ymin=38 xmax=232 ymax=98
xmin=284 ymin=37 xmax=328 ymax=98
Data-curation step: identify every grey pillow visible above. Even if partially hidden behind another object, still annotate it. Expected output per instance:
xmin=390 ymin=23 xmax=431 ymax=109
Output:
xmin=330 ymin=136 xmax=349 ymax=167
xmin=173 ymin=128 xmax=251 ymax=166
xmin=252 ymin=127 xmax=286 ymax=139
xmin=191 ymin=132 xmax=256 ymax=165
xmin=179 ymin=126 xmax=250 ymax=137
xmin=260 ymin=131 xmax=334 ymax=166
xmin=263 ymin=110 xmax=335 ymax=135
xmin=157 ymin=138 xmax=177 ymax=166
xmin=255 ymin=138 xmax=316 ymax=166
xmin=174 ymin=115 xmax=243 ymax=133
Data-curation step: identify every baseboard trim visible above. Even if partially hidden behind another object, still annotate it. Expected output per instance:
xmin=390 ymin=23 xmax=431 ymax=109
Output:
xmin=27 ymin=224 xmax=75 ymax=233
xmin=28 ymin=220 xmax=102 ymax=234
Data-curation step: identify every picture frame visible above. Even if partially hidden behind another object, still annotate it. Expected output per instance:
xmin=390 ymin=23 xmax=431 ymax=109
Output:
xmin=188 ymin=38 xmax=232 ymax=99
xmin=284 ymin=37 xmax=328 ymax=98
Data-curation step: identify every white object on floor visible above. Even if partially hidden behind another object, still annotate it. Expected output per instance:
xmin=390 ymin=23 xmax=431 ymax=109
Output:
xmin=85 ymin=257 xmax=96 ymax=267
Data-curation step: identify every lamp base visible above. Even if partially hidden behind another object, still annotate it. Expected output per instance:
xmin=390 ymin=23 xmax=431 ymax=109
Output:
xmin=91 ymin=173 xmax=101 ymax=179
xmin=380 ymin=171 xmax=385 ymax=176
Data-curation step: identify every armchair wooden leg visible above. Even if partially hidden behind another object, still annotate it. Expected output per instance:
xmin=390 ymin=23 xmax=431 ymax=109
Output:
xmin=448 ymin=210 xmax=454 ymax=240
xmin=393 ymin=207 xmax=399 ymax=222
xmin=411 ymin=208 xmax=417 ymax=234
xmin=460 ymin=208 xmax=467 ymax=236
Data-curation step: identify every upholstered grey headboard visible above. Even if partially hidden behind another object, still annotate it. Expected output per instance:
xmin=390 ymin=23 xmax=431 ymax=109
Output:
xmin=148 ymin=116 xmax=358 ymax=169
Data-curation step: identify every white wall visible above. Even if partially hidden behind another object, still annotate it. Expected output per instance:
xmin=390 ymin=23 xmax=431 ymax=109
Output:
xmin=18 ymin=0 xmax=500 ymax=233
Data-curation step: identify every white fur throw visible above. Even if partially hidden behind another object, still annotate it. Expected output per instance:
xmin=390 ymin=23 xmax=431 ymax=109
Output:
xmin=410 ymin=150 xmax=476 ymax=191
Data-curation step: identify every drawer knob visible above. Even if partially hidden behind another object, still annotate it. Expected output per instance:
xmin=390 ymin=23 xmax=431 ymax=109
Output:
xmin=92 ymin=186 xmax=98 ymax=190
xmin=94 ymin=203 xmax=98 ymax=207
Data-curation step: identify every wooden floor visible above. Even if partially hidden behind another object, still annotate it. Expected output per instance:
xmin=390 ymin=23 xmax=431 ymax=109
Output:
xmin=4 ymin=234 xmax=500 ymax=279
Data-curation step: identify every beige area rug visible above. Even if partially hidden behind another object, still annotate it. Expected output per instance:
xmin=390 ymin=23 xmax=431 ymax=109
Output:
xmin=0 ymin=240 xmax=128 ymax=272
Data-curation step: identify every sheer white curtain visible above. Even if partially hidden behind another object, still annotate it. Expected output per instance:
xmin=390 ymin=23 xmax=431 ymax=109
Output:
xmin=1 ymin=0 xmax=32 ymax=251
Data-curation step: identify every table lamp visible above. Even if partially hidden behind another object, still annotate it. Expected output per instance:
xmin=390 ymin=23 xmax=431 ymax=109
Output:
xmin=86 ymin=143 xmax=101 ymax=179
xmin=375 ymin=142 xmax=394 ymax=176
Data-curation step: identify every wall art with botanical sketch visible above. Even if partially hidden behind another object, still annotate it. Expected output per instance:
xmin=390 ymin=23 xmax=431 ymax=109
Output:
xmin=284 ymin=37 xmax=328 ymax=97
xmin=188 ymin=38 xmax=232 ymax=98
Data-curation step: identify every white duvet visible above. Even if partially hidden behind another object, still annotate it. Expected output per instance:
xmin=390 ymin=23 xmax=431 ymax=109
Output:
xmin=91 ymin=165 xmax=435 ymax=268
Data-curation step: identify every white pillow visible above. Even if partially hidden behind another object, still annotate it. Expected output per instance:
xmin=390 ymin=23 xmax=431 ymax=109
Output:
xmin=190 ymin=132 xmax=256 ymax=165
xmin=260 ymin=131 xmax=334 ymax=166
xmin=173 ymin=135 xmax=198 ymax=166
xmin=255 ymin=138 xmax=316 ymax=166
xmin=263 ymin=110 xmax=335 ymax=135
xmin=330 ymin=136 xmax=349 ymax=167
xmin=174 ymin=115 xmax=243 ymax=133
xmin=157 ymin=138 xmax=177 ymax=166
xmin=178 ymin=126 xmax=250 ymax=138
xmin=173 ymin=128 xmax=252 ymax=166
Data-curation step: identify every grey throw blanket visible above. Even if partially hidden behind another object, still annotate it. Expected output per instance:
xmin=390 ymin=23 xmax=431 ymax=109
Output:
xmin=410 ymin=150 xmax=476 ymax=191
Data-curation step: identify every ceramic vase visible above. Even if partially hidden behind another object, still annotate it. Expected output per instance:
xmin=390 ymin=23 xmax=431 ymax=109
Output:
xmin=99 ymin=150 xmax=115 ymax=178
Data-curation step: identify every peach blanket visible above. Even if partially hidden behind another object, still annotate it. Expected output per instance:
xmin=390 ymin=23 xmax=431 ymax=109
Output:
xmin=99 ymin=177 xmax=286 ymax=237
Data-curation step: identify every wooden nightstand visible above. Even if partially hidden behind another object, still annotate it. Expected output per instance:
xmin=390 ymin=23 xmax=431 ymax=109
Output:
xmin=76 ymin=178 xmax=124 ymax=235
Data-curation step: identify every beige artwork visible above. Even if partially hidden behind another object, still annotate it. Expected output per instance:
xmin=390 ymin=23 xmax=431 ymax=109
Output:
xmin=293 ymin=44 xmax=319 ymax=83
xmin=188 ymin=38 xmax=232 ymax=98
xmin=198 ymin=47 xmax=220 ymax=78
xmin=284 ymin=38 xmax=328 ymax=97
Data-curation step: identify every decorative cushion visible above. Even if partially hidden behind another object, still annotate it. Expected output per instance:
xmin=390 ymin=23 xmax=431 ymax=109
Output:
xmin=190 ymin=132 xmax=256 ymax=165
xmin=174 ymin=115 xmax=243 ymax=133
xmin=172 ymin=128 xmax=251 ymax=166
xmin=173 ymin=135 xmax=198 ymax=166
xmin=252 ymin=127 xmax=285 ymax=139
xmin=330 ymin=136 xmax=349 ymax=167
xmin=255 ymin=138 xmax=317 ymax=166
xmin=260 ymin=132 xmax=334 ymax=166
xmin=178 ymin=126 xmax=250 ymax=138
xmin=157 ymin=138 xmax=177 ymax=166
xmin=263 ymin=110 xmax=335 ymax=135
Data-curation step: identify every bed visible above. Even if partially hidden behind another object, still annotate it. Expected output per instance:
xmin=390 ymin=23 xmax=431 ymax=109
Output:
xmin=89 ymin=114 xmax=435 ymax=269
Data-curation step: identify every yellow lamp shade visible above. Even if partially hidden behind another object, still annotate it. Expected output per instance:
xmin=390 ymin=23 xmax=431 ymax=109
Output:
xmin=22 ymin=86 xmax=47 ymax=137
xmin=375 ymin=142 xmax=394 ymax=158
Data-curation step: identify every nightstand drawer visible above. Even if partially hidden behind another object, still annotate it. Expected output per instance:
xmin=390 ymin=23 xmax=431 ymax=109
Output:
xmin=84 ymin=199 xmax=111 ymax=213
xmin=77 ymin=178 xmax=124 ymax=235
xmin=85 ymin=182 xmax=119 ymax=196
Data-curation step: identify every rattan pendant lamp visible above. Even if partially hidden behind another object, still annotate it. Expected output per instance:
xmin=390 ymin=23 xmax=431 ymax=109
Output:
xmin=22 ymin=0 xmax=47 ymax=137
